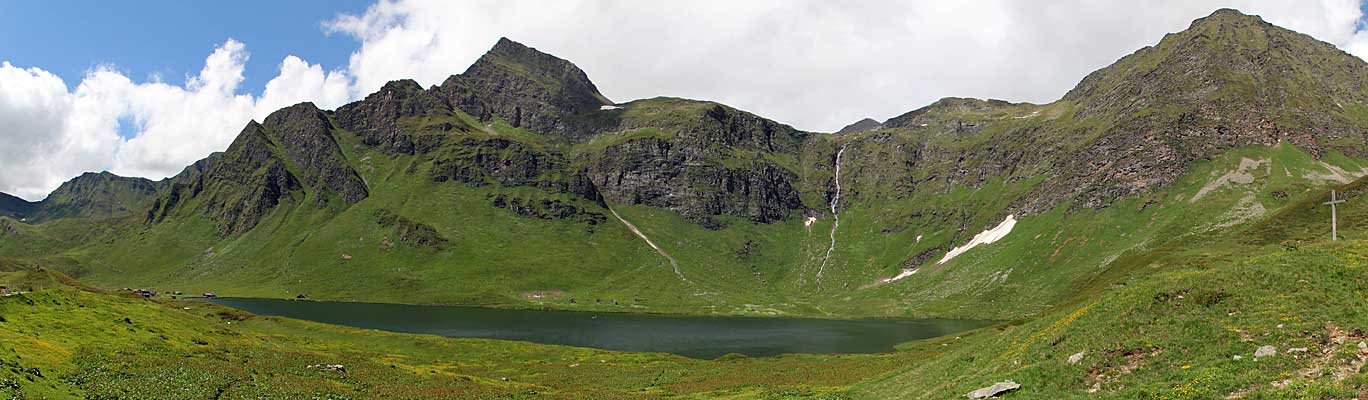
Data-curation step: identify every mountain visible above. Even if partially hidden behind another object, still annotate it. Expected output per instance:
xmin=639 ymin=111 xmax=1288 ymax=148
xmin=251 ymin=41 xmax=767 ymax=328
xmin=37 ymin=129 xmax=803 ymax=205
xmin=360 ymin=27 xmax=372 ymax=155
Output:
xmin=147 ymin=102 xmax=369 ymax=235
xmin=13 ymin=8 xmax=1368 ymax=397
xmin=437 ymin=37 xmax=615 ymax=141
xmin=7 ymin=9 xmax=1368 ymax=320
xmin=835 ymin=118 xmax=882 ymax=134
xmin=1037 ymin=8 xmax=1368 ymax=208
xmin=0 ymin=172 xmax=160 ymax=223
xmin=0 ymin=193 xmax=34 ymax=220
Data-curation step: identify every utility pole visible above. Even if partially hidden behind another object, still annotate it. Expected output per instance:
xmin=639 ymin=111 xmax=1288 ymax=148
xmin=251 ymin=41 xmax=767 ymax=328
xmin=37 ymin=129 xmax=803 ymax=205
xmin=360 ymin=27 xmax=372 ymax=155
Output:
xmin=1323 ymin=190 xmax=1347 ymax=241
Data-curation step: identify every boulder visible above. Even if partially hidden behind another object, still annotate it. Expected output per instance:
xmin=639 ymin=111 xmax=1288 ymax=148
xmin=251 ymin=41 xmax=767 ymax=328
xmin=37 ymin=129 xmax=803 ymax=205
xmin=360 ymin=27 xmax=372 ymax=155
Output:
xmin=1068 ymin=351 xmax=1087 ymax=365
xmin=967 ymin=380 xmax=1021 ymax=398
xmin=1254 ymin=345 xmax=1276 ymax=358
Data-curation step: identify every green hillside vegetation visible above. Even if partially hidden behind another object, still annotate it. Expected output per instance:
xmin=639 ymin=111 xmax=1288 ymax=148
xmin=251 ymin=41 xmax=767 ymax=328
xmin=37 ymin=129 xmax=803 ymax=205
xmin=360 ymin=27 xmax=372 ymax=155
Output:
xmin=5 ymin=7 xmax=1368 ymax=398
xmin=5 ymin=159 xmax=1368 ymax=398
xmin=0 ymin=270 xmax=912 ymax=399
xmin=2 ymin=10 xmax=1368 ymax=322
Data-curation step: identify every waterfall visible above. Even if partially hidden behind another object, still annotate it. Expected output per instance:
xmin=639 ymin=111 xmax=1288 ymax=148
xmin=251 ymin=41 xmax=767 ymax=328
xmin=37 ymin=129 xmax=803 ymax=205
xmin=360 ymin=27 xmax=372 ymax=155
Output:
xmin=816 ymin=144 xmax=847 ymax=288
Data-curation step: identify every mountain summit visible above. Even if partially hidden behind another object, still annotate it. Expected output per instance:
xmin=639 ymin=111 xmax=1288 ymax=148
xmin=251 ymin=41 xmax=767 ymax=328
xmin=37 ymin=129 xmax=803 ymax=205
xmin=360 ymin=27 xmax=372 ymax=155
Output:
xmin=1066 ymin=8 xmax=1368 ymax=129
xmin=0 ymin=172 xmax=159 ymax=223
xmin=439 ymin=37 xmax=614 ymax=139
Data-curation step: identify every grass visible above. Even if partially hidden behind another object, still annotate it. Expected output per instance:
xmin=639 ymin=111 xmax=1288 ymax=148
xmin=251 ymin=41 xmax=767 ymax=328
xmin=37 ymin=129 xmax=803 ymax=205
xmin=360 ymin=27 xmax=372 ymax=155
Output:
xmin=854 ymin=241 xmax=1368 ymax=399
xmin=3 ymin=136 xmax=1363 ymax=323
xmin=6 ymin=149 xmax=1368 ymax=397
xmin=0 ymin=273 xmax=921 ymax=399
xmin=4 ymin=118 xmax=1368 ymax=398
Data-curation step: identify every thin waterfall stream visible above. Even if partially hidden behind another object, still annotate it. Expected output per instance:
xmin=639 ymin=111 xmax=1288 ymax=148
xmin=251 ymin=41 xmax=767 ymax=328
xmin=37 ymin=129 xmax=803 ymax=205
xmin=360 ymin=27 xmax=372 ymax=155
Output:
xmin=816 ymin=144 xmax=847 ymax=288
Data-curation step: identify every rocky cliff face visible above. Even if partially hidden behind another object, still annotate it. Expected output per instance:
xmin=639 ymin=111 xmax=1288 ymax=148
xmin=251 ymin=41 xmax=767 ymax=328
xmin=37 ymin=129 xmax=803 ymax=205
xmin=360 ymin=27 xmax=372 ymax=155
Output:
xmin=333 ymin=39 xmax=808 ymax=226
xmin=831 ymin=9 xmax=1368 ymax=217
xmin=428 ymin=136 xmax=604 ymax=204
xmin=583 ymin=134 xmax=804 ymax=226
xmin=261 ymin=103 xmax=369 ymax=205
xmin=335 ymin=79 xmax=453 ymax=155
xmin=149 ymin=103 xmax=370 ymax=236
xmin=578 ymin=99 xmax=809 ymax=225
xmin=150 ymin=122 xmax=303 ymax=235
xmin=438 ymin=38 xmax=613 ymax=141
xmin=1031 ymin=8 xmax=1368 ymax=210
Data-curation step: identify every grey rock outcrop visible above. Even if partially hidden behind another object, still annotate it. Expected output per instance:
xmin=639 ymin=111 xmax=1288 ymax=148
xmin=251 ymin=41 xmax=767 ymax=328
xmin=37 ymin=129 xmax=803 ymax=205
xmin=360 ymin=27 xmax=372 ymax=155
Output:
xmin=967 ymin=380 xmax=1020 ymax=398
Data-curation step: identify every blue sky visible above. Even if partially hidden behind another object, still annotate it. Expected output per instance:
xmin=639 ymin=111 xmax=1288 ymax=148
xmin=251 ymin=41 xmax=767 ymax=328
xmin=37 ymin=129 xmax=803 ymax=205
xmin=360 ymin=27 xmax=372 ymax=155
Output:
xmin=0 ymin=0 xmax=369 ymax=96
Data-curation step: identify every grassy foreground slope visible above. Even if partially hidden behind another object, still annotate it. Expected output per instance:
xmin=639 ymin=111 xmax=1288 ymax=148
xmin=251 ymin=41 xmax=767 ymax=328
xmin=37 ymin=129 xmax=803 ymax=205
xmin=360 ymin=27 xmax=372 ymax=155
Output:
xmin=6 ymin=179 xmax=1368 ymax=398
xmin=3 ymin=144 xmax=1368 ymax=398
xmin=853 ymin=174 xmax=1368 ymax=398
xmin=857 ymin=242 xmax=1368 ymax=398
xmin=0 ymin=269 xmax=911 ymax=399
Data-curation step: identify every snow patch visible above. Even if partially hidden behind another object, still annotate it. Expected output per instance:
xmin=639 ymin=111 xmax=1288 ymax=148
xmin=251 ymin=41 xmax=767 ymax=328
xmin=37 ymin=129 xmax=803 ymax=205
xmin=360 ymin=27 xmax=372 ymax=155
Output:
xmin=937 ymin=215 xmax=1017 ymax=265
xmin=599 ymin=105 xmax=622 ymax=111
xmin=805 ymin=216 xmax=817 ymax=228
xmin=878 ymin=268 xmax=918 ymax=284
xmin=915 ymin=234 xmax=922 ymax=243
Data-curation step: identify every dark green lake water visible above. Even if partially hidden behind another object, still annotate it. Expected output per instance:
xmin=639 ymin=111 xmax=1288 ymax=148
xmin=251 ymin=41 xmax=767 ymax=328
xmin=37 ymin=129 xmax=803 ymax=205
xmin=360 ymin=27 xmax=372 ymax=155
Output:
xmin=201 ymin=298 xmax=992 ymax=359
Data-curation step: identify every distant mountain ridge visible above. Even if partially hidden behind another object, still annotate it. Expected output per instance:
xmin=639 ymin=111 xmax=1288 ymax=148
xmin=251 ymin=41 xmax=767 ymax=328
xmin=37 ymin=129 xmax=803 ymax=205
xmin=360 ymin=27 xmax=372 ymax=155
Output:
xmin=0 ymin=172 xmax=160 ymax=223
xmin=835 ymin=118 xmax=881 ymax=134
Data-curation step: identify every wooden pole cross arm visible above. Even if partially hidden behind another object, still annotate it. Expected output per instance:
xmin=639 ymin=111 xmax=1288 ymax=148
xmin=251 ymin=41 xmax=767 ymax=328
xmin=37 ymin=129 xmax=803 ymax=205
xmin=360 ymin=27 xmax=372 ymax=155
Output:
xmin=1323 ymin=190 xmax=1346 ymax=241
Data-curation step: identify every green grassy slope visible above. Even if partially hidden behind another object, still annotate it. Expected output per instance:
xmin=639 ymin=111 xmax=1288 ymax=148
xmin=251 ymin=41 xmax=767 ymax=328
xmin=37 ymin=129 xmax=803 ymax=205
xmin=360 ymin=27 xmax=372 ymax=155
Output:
xmin=7 ymin=161 xmax=1368 ymax=398
xmin=0 ymin=269 xmax=917 ymax=399
xmin=6 ymin=9 xmax=1368 ymax=328
xmin=855 ymin=241 xmax=1368 ymax=398
xmin=7 ymin=139 xmax=1362 ymax=323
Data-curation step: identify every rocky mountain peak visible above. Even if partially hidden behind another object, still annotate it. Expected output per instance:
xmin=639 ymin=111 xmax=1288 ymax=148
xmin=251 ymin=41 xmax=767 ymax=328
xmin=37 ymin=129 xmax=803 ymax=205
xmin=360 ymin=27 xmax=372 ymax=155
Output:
xmin=0 ymin=170 xmax=163 ymax=223
xmin=469 ymin=37 xmax=612 ymax=108
xmin=263 ymin=102 xmax=324 ymax=129
xmin=1192 ymin=8 xmax=1265 ymax=27
xmin=835 ymin=118 xmax=882 ymax=134
xmin=47 ymin=171 xmax=157 ymax=201
xmin=377 ymin=79 xmax=425 ymax=96
xmin=438 ymin=38 xmax=612 ymax=140
xmin=882 ymin=97 xmax=1015 ymax=129
xmin=1062 ymin=7 xmax=1368 ymax=124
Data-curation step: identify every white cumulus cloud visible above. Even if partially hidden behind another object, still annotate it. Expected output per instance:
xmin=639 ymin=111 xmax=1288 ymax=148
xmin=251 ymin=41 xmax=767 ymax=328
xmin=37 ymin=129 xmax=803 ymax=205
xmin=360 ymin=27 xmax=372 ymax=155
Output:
xmin=0 ymin=40 xmax=351 ymax=201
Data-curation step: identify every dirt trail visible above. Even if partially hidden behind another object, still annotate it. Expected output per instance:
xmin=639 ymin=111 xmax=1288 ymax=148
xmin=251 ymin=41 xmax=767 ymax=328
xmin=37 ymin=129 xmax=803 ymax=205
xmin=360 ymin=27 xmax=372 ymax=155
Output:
xmin=609 ymin=206 xmax=687 ymax=282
